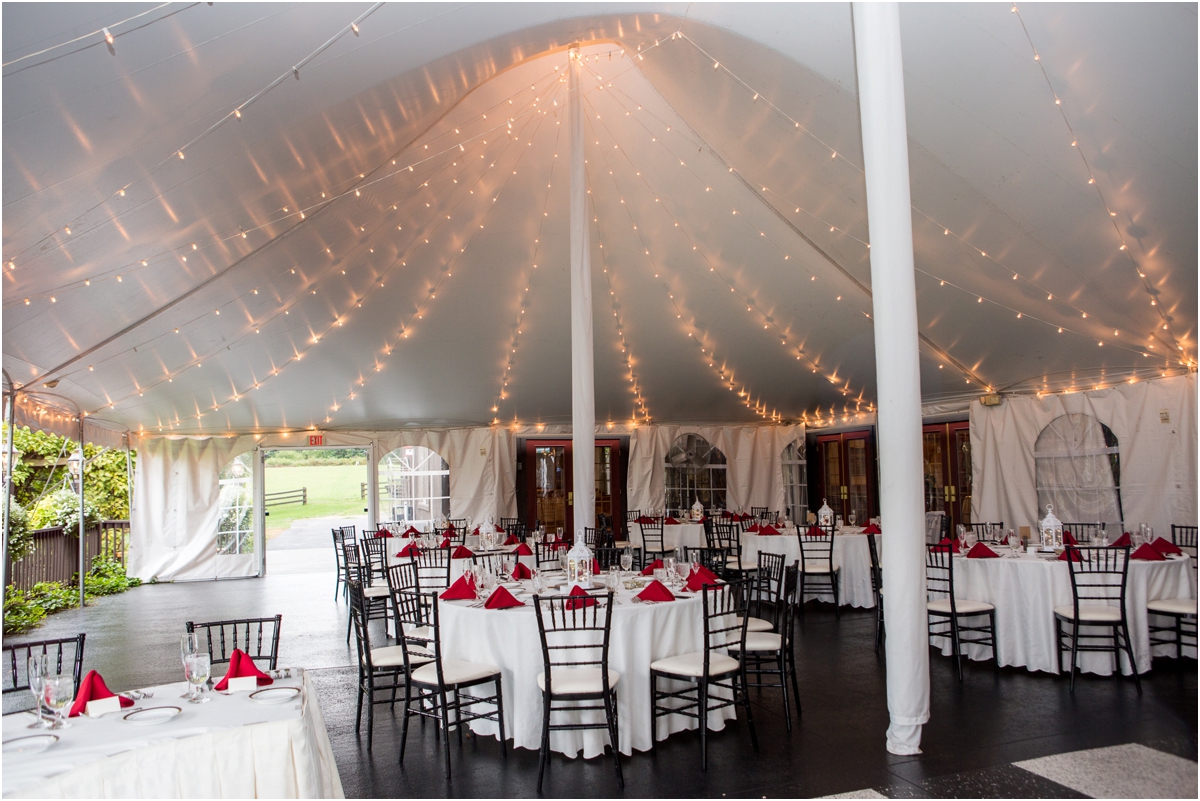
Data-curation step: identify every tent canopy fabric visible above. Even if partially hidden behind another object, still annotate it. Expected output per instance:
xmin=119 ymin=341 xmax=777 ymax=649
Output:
xmin=2 ymin=3 xmax=1195 ymax=436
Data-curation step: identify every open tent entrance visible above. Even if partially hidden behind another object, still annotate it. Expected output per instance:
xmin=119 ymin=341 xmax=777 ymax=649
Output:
xmin=261 ymin=447 xmax=369 ymax=574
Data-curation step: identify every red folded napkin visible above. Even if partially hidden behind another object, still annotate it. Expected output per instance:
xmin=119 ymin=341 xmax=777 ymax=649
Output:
xmin=1062 ymin=530 xmax=1078 ymax=546
xmin=214 ymin=649 xmax=273 ymax=691
xmin=439 ymin=537 xmax=451 ymax=548
xmin=933 ymin=537 xmax=961 ymax=554
xmin=445 ymin=523 xmax=456 ymax=533
xmin=68 ymin=670 xmax=135 ymax=717
xmin=375 ymin=529 xmax=394 ymax=538
xmin=403 ymin=526 xmax=420 ymax=537
xmin=513 ymin=542 xmax=534 ymax=556
xmin=759 ymin=525 xmax=781 ymax=536
xmin=664 ymin=517 xmax=681 ymax=525
xmin=484 ymin=585 xmax=524 ymax=609
xmin=721 ymin=511 xmax=732 ymax=519
xmin=472 ymin=526 xmax=481 ymax=536
xmin=396 ymin=542 xmax=419 ymax=558
xmin=503 ymin=534 xmax=520 ymax=546
xmin=1058 ymin=548 xmax=1082 ymax=562
xmin=593 ymin=558 xmax=603 ymax=575
xmin=1150 ymin=537 xmax=1183 ymax=556
xmin=451 ymin=545 xmax=474 ymax=559
xmin=686 ymin=564 xmax=721 ymax=592
xmin=512 ymin=562 xmax=532 ymax=580
xmin=1110 ymin=532 xmax=1132 ymax=547
xmin=565 ymin=585 xmax=597 ymax=610
xmin=862 ymin=523 xmax=881 ymax=535
xmin=440 ymin=574 xmax=477 ymax=600
xmin=637 ymin=580 xmax=675 ymax=602
xmin=967 ymin=542 xmax=999 ymax=559
xmin=746 ymin=523 xmax=761 ymax=533
xmin=641 ymin=559 xmax=664 ymax=576
xmin=494 ymin=526 xmax=505 ymax=534
xmin=805 ymin=525 xmax=826 ymax=537
xmin=1132 ymin=543 xmax=1166 ymax=561
xmin=636 ymin=515 xmax=654 ymax=524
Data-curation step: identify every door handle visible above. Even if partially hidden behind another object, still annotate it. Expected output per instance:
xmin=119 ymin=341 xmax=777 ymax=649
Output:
xmin=567 ymin=492 xmax=574 ymax=506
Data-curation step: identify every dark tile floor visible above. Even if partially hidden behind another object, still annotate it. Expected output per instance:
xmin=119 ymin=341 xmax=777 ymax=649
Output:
xmin=8 ymin=540 xmax=1196 ymax=798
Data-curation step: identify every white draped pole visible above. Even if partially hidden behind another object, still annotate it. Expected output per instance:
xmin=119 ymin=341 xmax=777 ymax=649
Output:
xmin=568 ymin=45 xmax=596 ymax=536
xmin=852 ymin=2 xmax=930 ymax=755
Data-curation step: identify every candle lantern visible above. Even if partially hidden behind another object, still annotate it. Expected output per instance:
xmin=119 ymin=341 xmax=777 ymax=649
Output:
xmin=1039 ymin=505 xmax=1063 ymax=549
xmin=566 ymin=537 xmax=593 ymax=588
xmin=817 ymin=499 xmax=834 ymax=528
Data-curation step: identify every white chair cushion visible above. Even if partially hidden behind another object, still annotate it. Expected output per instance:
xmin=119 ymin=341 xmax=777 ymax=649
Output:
xmin=370 ymin=645 xmax=434 ymax=668
xmin=1147 ymin=598 xmax=1198 ymax=616
xmin=738 ymin=616 xmax=773 ymax=632
xmin=1053 ymin=604 xmax=1122 ymax=622
xmin=650 ymin=651 xmax=740 ymax=678
xmin=730 ymin=631 xmax=782 ymax=652
xmin=401 ymin=624 xmax=433 ymax=641
xmin=725 ymin=556 xmax=758 ymax=571
xmin=613 ymin=540 xmax=632 ymax=549
xmin=801 ymin=563 xmax=839 ymax=574
xmin=536 ymin=668 xmax=620 ymax=695
xmin=411 ymin=658 xmax=500 ymax=686
xmin=363 ymin=585 xmax=390 ymax=598
xmin=927 ymin=598 xmax=994 ymax=615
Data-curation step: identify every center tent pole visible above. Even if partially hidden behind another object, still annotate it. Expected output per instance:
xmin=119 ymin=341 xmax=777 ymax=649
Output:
xmin=568 ymin=45 xmax=596 ymax=536
xmin=852 ymin=2 xmax=931 ymax=754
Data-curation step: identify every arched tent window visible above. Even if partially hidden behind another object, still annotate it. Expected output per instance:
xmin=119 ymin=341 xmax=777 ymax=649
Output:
xmin=1034 ymin=414 xmax=1123 ymax=525
xmin=217 ymin=453 xmax=253 ymax=555
xmin=379 ymin=445 xmax=450 ymax=528
xmin=782 ymin=440 xmax=808 ymax=523
xmin=664 ymin=434 xmax=727 ymax=515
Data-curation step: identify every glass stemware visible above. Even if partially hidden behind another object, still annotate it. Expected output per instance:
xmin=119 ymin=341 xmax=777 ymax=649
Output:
xmin=27 ymin=655 xmax=49 ymax=728
xmin=181 ymin=633 xmax=202 ymax=698
xmin=184 ymin=653 xmax=211 ymax=704
xmin=620 ymin=549 xmax=633 ymax=574
xmin=848 ymin=512 xmax=856 ymax=527
xmin=42 ymin=675 xmax=74 ymax=729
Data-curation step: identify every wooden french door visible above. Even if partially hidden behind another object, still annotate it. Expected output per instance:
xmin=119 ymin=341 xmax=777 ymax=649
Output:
xmin=815 ymin=430 xmax=876 ymax=524
xmin=922 ymin=421 xmax=972 ymax=531
xmin=525 ymin=439 xmax=622 ymax=539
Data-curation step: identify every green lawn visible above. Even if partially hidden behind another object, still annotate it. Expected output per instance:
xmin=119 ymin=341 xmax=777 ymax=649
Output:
xmin=264 ymin=464 xmax=368 ymax=537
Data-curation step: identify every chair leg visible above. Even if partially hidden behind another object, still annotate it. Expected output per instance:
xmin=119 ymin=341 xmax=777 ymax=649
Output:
xmin=454 ymin=689 xmax=463 ymax=747
xmin=438 ymin=687 xmax=453 ymax=779
xmin=1056 ymin=618 xmax=1065 ymax=675
xmin=741 ymin=663 xmax=759 ymax=754
xmin=950 ymin=616 xmax=963 ymax=682
xmin=537 ymin=689 xmax=551 ymax=793
xmin=398 ymin=681 xmax=413 ymax=764
xmin=788 ymin=645 xmax=803 ymax=719
xmin=495 ymin=674 xmax=507 ymax=759
xmin=1068 ymin=622 xmax=1080 ymax=693
xmin=1176 ymin=616 xmax=1183 ymax=660
xmin=354 ymin=677 xmax=365 ymax=735
xmin=366 ymin=679 xmax=375 ymax=751
xmin=778 ymin=651 xmax=792 ymax=733
xmin=699 ymin=678 xmax=709 ymax=771
xmin=833 ymin=572 xmax=841 ymax=619
xmin=603 ymin=689 xmax=624 ymax=789
xmin=1120 ymin=623 xmax=1142 ymax=695
xmin=991 ymin=610 xmax=1000 ymax=674
xmin=648 ymin=672 xmax=658 ymax=756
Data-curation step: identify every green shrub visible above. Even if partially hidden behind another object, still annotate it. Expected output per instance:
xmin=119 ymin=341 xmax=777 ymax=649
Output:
xmin=86 ymin=557 xmax=141 ymax=596
xmin=3 ymin=557 xmax=140 ymax=634
xmin=6 ymin=499 xmax=33 ymax=561
xmin=29 ymin=488 xmax=101 ymax=531
xmin=3 ymin=588 xmax=46 ymax=634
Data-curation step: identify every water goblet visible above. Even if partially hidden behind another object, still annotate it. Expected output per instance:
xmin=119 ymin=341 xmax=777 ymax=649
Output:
xmin=181 ymin=633 xmax=202 ymax=697
xmin=620 ymin=549 xmax=633 ymax=574
xmin=664 ymin=556 xmax=677 ymax=583
xmin=533 ymin=528 xmax=543 ymax=546
xmin=675 ymin=562 xmax=690 ymax=586
xmin=501 ymin=556 xmax=515 ymax=580
xmin=653 ymin=568 xmax=667 ymax=584
xmin=43 ymin=675 xmax=75 ymax=729
xmin=27 ymin=655 xmax=49 ymax=728
xmin=531 ymin=570 xmax=546 ymax=595
xmin=608 ymin=566 xmax=621 ymax=591
xmin=556 ymin=526 xmax=564 ymax=542
xmin=559 ymin=551 xmax=569 ymax=573
xmin=184 ymin=653 xmax=211 ymax=704
xmin=848 ymin=512 xmax=856 ymax=527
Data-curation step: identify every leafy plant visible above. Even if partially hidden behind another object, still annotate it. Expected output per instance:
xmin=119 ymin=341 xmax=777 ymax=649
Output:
xmin=5 ymin=499 xmax=33 ymax=561
xmin=3 ymin=588 xmax=46 ymax=634
xmin=4 ymin=425 xmax=133 ymax=523
xmin=3 ymin=557 xmax=141 ymax=634
xmin=28 ymin=488 xmax=101 ymax=532
xmin=86 ymin=557 xmax=141 ymax=596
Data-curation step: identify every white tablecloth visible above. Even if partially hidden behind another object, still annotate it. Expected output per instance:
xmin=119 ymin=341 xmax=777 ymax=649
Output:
xmin=740 ymin=529 xmax=876 ymax=609
xmin=437 ymin=578 xmax=736 ymax=759
xmin=627 ymin=523 xmax=707 ymax=552
xmin=939 ymin=553 xmax=1196 ymax=675
xmin=2 ymin=672 xmax=342 ymax=798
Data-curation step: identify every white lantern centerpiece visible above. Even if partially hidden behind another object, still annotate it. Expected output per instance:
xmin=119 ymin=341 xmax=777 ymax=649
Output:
xmin=1039 ymin=504 xmax=1063 ymax=550
xmin=690 ymin=499 xmax=705 ymax=521
xmin=566 ymin=536 xmax=593 ymax=588
xmin=817 ymin=499 xmax=835 ymax=528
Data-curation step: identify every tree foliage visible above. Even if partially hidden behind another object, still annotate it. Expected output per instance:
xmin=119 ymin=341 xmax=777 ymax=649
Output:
xmin=4 ymin=425 xmax=133 ymax=523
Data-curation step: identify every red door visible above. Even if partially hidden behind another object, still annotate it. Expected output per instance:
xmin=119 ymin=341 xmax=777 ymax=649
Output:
xmin=816 ymin=430 xmax=876 ymax=525
xmin=525 ymin=439 xmax=623 ymax=540
xmin=922 ymin=422 xmax=972 ymax=530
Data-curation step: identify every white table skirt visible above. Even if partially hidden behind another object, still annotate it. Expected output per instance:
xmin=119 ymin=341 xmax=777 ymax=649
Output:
xmin=740 ymin=530 xmax=876 ymax=609
xmin=627 ymin=523 xmax=707 ymax=552
xmin=437 ymin=581 xmax=736 ymax=759
xmin=2 ymin=672 xmax=342 ymax=799
xmin=940 ymin=553 xmax=1196 ymax=675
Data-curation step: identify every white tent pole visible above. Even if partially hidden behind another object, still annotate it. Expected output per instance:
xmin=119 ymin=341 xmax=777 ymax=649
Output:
xmin=77 ymin=421 xmax=86 ymax=608
xmin=852 ymin=2 xmax=930 ymax=755
xmin=2 ymin=389 xmax=16 ymax=606
xmin=568 ymin=45 xmax=596 ymax=537
xmin=366 ymin=440 xmax=379 ymax=530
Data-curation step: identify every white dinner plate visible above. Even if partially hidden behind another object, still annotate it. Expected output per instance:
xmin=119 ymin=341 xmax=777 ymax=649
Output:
xmin=249 ymin=687 xmax=301 ymax=705
xmin=2 ymin=734 xmax=59 ymax=754
xmin=123 ymin=706 xmax=182 ymax=725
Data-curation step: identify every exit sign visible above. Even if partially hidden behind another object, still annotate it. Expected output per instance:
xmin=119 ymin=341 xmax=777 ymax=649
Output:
xmin=308 ymin=434 xmax=324 ymax=446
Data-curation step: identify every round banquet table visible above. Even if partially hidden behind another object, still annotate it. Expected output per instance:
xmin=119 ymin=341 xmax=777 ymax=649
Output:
xmin=627 ymin=522 xmax=707 ymax=552
xmin=739 ymin=527 xmax=876 ymax=608
xmin=437 ymin=578 xmax=737 ymax=758
xmin=937 ymin=552 xmax=1196 ymax=675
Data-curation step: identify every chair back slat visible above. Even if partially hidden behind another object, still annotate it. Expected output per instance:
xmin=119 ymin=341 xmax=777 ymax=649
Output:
xmin=701 ymin=579 xmax=749 ymax=656
xmin=533 ymin=594 xmax=614 ymax=680
xmin=684 ymin=546 xmax=727 ymax=578
xmin=967 ymin=522 xmax=1004 ymax=541
xmin=1062 ymin=522 xmax=1106 ymax=544
xmin=412 ymin=546 xmax=452 ymax=589
xmin=186 ymin=615 xmax=282 ymax=670
xmin=1064 ymin=545 xmax=1130 ymax=612
xmin=798 ymin=525 xmax=835 ymax=574
xmin=925 ymin=545 xmax=955 ymax=605
xmin=3 ymin=634 xmax=86 ymax=695
xmin=536 ymin=539 xmax=570 ymax=569
xmin=640 ymin=517 xmax=665 ymax=555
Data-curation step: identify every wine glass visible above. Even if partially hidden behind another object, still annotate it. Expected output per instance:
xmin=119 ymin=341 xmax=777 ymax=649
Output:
xmin=27 ymin=655 xmax=49 ymax=728
xmin=531 ymin=570 xmax=546 ymax=595
xmin=664 ymin=555 xmax=677 ymax=584
xmin=501 ymin=556 xmax=515 ymax=581
xmin=556 ymin=526 xmax=564 ymax=542
xmin=532 ymin=527 xmax=543 ymax=546
xmin=848 ymin=512 xmax=856 ymax=527
xmin=42 ymin=675 xmax=74 ymax=729
xmin=181 ymin=633 xmax=202 ymax=697
xmin=184 ymin=653 xmax=211 ymax=704
xmin=675 ymin=561 xmax=690 ymax=586
xmin=558 ymin=551 xmax=569 ymax=573
xmin=620 ymin=549 xmax=633 ymax=574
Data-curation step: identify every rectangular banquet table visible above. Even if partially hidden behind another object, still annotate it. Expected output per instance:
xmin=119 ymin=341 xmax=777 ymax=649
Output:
xmin=936 ymin=552 xmax=1196 ymax=675
xmin=2 ymin=671 xmax=342 ymax=799
xmin=740 ymin=527 xmax=876 ymax=608
xmin=436 ymin=575 xmax=737 ymax=758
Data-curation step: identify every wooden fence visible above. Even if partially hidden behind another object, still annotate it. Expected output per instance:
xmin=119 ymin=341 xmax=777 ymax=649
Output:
xmin=5 ymin=521 xmax=130 ymax=593
xmin=264 ymin=488 xmax=306 ymax=507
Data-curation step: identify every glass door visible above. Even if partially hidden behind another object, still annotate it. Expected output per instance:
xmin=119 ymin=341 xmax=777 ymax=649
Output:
xmin=922 ymin=422 xmax=972 ymax=531
xmin=844 ymin=433 xmax=871 ymax=526
xmin=525 ymin=439 xmax=624 ymax=538
xmin=816 ymin=435 xmax=843 ymax=518
xmin=816 ymin=430 xmax=877 ymax=524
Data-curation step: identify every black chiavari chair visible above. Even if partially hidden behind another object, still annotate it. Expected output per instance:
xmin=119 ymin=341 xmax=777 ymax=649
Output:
xmin=797 ymin=524 xmax=839 ymax=617
xmin=927 ymin=544 xmax=997 ymax=681
xmin=967 ymin=522 xmax=1004 ymax=542
xmin=684 ymin=546 xmax=727 ymax=579
xmin=1062 ymin=522 xmax=1106 ymax=544
xmin=413 ymin=546 xmax=452 ymax=591
xmin=640 ymin=517 xmax=668 ymax=562
xmin=536 ymin=539 xmax=570 ymax=570
xmin=186 ymin=615 xmax=282 ymax=670
xmin=1148 ymin=525 xmax=1198 ymax=659
xmin=360 ymin=538 xmax=389 ymax=584
xmin=730 ymin=564 xmax=802 ymax=731
xmin=866 ymin=532 xmax=884 ymax=653
xmin=332 ymin=528 xmax=350 ymax=600
xmin=344 ymin=542 xmax=389 ymax=641
xmin=1055 ymin=545 xmax=1139 ymax=693
xmin=3 ymin=634 xmax=86 ymax=701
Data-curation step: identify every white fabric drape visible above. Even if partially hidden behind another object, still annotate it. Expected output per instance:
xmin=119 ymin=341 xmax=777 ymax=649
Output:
xmin=625 ymin=424 xmax=804 ymax=513
xmin=972 ymin=374 xmax=1198 ymax=537
xmin=128 ymin=435 xmax=256 ymax=582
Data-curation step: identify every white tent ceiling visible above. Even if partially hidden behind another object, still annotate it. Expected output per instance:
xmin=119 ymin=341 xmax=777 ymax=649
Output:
xmin=3 ymin=2 xmax=1195 ymax=435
